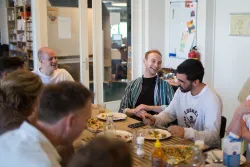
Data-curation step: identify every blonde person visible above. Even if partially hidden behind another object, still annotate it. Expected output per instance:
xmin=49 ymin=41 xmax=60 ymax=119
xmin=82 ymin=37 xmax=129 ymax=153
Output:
xmin=0 ymin=70 xmax=43 ymax=135
xmin=227 ymin=96 xmax=250 ymax=160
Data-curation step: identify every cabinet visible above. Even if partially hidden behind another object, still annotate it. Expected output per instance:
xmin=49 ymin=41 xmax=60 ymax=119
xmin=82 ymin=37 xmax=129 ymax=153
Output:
xmin=6 ymin=0 xmax=33 ymax=70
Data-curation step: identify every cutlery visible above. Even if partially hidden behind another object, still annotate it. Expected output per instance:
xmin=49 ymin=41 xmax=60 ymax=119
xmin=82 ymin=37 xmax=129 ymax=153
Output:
xmin=211 ymin=151 xmax=223 ymax=163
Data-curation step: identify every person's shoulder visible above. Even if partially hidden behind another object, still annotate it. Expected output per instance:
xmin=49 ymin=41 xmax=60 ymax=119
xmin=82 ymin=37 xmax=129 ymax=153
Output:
xmin=54 ymin=68 xmax=71 ymax=76
xmin=127 ymin=77 xmax=142 ymax=86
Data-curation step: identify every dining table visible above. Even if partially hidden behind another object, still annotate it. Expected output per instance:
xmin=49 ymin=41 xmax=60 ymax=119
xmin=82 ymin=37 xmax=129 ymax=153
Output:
xmin=73 ymin=109 xmax=250 ymax=167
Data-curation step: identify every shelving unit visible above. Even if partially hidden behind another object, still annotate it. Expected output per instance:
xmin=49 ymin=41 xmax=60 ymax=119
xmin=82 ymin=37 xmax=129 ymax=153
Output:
xmin=6 ymin=0 xmax=33 ymax=71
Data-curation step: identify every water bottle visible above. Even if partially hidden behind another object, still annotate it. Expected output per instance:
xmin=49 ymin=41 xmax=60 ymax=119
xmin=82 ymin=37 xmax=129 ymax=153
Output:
xmin=104 ymin=113 xmax=116 ymax=138
xmin=136 ymin=136 xmax=145 ymax=158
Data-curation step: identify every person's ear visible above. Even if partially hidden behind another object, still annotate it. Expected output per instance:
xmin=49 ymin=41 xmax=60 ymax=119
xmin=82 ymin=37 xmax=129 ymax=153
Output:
xmin=65 ymin=113 xmax=75 ymax=132
xmin=192 ymin=79 xmax=199 ymax=86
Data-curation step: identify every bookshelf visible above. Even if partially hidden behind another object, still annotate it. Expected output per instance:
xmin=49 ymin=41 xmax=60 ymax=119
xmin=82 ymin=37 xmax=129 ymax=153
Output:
xmin=6 ymin=0 xmax=33 ymax=70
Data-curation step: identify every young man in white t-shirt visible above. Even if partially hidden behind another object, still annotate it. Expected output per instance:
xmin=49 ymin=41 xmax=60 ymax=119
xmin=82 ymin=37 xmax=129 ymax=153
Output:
xmin=33 ymin=47 xmax=74 ymax=84
xmin=144 ymin=59 xmax=222 ymax=147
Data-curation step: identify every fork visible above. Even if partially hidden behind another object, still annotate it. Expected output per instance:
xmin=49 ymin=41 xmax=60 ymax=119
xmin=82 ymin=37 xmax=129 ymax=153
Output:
xmin=211 ymin=151 xmax=223 ymax=163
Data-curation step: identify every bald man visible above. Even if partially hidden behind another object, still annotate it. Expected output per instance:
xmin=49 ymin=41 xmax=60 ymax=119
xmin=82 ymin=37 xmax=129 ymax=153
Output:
xmin=33 ymin=47 xmax=74 ymax=84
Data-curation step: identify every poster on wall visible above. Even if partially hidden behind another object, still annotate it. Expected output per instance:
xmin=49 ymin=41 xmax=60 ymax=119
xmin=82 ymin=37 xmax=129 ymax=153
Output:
xmin=58 ymin=17 xmax=72 ymax=39
xmin=229 ymin=13 xmax=250 ymax=36
xmin=47 ymin=7 xmax=58 ymax=24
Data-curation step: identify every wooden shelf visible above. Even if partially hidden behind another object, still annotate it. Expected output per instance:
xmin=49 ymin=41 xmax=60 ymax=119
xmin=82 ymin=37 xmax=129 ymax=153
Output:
xmin=6 ymin=0 xmax=33 ymax=69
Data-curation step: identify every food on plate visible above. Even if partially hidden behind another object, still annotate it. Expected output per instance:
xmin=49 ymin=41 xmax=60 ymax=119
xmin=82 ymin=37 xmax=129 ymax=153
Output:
xmin=116 ymin=134 xmax=131 ymax=141
xmin=87 ymin=118 xmax=104 ymax=132
xmin=147 ymin=130 xmax=167 ymax=139
xmin=163 ymin=145 xmax=193 ymax=164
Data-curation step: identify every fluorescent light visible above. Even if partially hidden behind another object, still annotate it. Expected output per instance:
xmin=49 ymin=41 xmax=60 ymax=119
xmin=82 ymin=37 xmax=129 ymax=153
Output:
xmin=112 ymin=3 xmax=127 ymax=7
xmin=107 ymin=7 xmax=121 ymax=10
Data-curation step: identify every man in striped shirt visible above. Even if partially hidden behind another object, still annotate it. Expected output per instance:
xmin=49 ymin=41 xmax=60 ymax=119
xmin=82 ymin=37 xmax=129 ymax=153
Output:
xmin=119 ymin=50 xmax=174 ymax=120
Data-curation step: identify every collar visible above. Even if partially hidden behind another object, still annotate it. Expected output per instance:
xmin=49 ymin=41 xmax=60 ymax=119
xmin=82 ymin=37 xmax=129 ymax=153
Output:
xmin=19 ymin=122 xmax=61 ymax=162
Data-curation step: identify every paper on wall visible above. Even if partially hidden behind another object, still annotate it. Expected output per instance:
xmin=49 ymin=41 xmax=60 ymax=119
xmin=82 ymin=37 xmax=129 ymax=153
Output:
xmin=238 ymin=77 xmax=250 ymax=103
xmin=58 ymin=17 xmax=71 ymax=39
xmin=178 ymin=32 xmax=195 ymax=58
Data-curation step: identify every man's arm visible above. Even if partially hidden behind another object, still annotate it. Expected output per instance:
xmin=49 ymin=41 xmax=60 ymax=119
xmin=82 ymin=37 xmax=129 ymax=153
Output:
xmin=144 ymin=90 xmax=178 ymax=127
xmin=135 ymin=104 xmax=165 ymax=113
xmin=119 ymin=82 xmax=133 ymax=114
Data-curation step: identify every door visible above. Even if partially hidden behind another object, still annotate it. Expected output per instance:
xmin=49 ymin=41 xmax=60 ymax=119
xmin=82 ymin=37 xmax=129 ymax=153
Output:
xmin=89 ymin=0 xmax=131 ymax=111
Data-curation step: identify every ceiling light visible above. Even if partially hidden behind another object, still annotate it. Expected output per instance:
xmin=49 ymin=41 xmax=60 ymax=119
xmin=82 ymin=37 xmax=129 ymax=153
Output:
xmin=112 ymin=3 xmax=127 ymax=7
xmin=107 ymin=7 xmax=121 ymax=10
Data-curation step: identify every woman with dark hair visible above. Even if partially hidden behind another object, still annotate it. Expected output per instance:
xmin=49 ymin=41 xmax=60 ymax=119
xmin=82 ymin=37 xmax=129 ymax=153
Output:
xmin=68 ymin=137 xmax=133 ymax=167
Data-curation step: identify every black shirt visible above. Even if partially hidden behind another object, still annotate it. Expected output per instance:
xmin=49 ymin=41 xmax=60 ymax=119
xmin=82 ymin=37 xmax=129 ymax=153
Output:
xmin=135 ymin=76 xmax=157 ymax=115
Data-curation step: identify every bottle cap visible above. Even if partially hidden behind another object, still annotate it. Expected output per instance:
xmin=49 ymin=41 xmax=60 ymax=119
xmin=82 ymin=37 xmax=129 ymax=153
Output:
xmin=154 ymin=138 xmax=161 ymax=148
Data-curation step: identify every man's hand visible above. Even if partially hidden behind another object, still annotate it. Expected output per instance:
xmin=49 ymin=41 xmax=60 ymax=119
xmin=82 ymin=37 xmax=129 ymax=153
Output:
xmin=142 ymin=113 xmax=156 ymax=125
xmin=168 ymin=125 xmax=184 ymax=138
xmin=134 ymin=110 xmax=147 ymax=118
xmin=135 ymin=104 xmax=151 ymax=111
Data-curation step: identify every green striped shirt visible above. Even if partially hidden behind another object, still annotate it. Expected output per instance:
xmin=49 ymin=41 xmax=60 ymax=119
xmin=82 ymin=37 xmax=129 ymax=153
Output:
xmin=119 ymin=76 xmax=175 ymax=113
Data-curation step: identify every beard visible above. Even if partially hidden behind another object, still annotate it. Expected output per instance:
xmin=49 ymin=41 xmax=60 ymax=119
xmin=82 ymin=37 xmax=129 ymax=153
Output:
xmin=179 ymin=83 xmax=192 ymax=93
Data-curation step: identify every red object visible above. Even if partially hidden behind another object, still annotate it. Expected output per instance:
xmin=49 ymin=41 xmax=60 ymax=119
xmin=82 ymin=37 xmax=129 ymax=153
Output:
xmin=21 ymin=12 xmax=31 ymax=19
xmin=188 ymin=46 xmax=200 ymax=60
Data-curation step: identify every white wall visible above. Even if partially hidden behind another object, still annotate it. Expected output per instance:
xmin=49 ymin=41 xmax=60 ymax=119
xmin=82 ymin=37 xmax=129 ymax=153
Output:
xmin=148 ymin=0 xmax=165 ymax=56
xmin=0 ymin=0 xmax=8 ymax=44
xmin=214 ymin=0 xmax=250 ymax=125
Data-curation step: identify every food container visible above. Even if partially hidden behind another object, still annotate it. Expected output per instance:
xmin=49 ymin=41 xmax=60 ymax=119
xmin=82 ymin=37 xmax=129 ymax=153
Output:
xmin=163 ymin=145 xmax=193 ymax=166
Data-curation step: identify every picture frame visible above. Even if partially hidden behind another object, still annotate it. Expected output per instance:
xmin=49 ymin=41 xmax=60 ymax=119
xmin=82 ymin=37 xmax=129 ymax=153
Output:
xmin=229 ymin=13 xmax=250 ymax=36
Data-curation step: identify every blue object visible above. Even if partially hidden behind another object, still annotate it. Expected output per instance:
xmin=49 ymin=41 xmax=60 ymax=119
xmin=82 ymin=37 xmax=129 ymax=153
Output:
xmin=169 ymin=53 xmax=176 ymax=57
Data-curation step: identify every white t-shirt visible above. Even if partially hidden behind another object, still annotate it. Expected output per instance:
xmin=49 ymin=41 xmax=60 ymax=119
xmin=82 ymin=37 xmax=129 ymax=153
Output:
xmin=0 ymin=122 xmax=61 ymax=167
xmin=33 ymin=68 xmax=74 ymax=84
xmin=243 ymin=95 xmax=250 ymax=160
xmin=154 ymin=85 xmax=222 ymax=147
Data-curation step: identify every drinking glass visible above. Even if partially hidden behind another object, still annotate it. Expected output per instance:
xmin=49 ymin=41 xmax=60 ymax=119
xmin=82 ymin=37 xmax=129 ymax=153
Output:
xmin=98 ymin=104 xmax=106 ymax=113
xmin=195 ymin=131 xmax=205 ymax=150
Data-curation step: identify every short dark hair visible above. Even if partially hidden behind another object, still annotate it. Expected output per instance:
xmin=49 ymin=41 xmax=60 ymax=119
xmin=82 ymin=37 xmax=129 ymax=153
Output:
xmin=68 ymin=137 xmax=132 ymax=167
xmin=0 ymin=57 xmax=25 ymax=78
xmin=177 ymin=59 xmax=204 ymax=82
xmin=38 ymin=81 xmax=93 ymax=124
xmin=145 ymin=49 xmax=162 ymax=59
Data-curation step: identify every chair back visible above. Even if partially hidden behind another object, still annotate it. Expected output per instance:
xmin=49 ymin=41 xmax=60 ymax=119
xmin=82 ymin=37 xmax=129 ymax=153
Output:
xmin=220 ymin=116 xmax=227 ymax=138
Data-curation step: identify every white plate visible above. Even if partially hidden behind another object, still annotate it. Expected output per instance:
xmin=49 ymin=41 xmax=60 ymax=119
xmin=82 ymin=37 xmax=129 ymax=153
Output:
xmin=97 ymin=130 xmax=132 ymax=142
xmin=144 ymin=129 xmax=171 ymax=140
xmin=206 ymin=150 xmax=246 ymax=165
xmin=97 ymin=113 xmax=127 ymax=121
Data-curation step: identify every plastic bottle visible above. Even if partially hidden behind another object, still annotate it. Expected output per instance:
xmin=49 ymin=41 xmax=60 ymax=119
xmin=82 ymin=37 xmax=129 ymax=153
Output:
xmin=104 ymin=114 xmax=116 ymax=138
xmin=136 ymin=136 xmax=145 ymax=158
xmin=152 ymin=139 xmax=164 ymax=167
